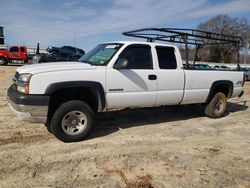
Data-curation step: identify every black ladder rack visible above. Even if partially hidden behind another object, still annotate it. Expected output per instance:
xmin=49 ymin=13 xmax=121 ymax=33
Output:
xmin=123 ymin=28 xmax=243 ymax=68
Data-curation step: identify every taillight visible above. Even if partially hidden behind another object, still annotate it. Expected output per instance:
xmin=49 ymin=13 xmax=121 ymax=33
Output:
xmin=242 ymin=73 xmax=246 ymax=86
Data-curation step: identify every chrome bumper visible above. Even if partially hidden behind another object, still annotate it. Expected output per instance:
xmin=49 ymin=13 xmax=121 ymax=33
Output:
xmin=8 ymin=101 xmax=48 ymax=123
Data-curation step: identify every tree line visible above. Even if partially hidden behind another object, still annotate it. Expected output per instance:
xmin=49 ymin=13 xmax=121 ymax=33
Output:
xmin=181 ymin=15 xmax=250 ymax=64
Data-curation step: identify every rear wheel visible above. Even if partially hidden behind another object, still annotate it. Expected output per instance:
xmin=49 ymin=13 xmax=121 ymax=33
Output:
xmin=204 ymin=92 xmax=227 ymax=118
xmin=50 ymin=100 xmax=94 ymax=142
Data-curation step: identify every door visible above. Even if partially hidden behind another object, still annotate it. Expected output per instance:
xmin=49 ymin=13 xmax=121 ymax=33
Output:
xmin=155 ymin=46 xmax=185 ymax=106
xmin=106 ymin=44 xmax=157 ymax=109
xmin=19 ymin=47 xmax=27 ymax=61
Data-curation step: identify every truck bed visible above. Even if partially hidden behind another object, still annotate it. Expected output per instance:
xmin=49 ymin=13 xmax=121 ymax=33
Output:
xmin=181 ymin=69 xmax=244 ymax=104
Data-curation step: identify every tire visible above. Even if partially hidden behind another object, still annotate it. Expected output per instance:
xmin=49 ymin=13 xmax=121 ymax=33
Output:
xmin=245 ymin=75 xmax=248 ymax=81
xmin=204 ymin=92 xmax=227 ymax=118
xmin=50 ymin=100 xmax=94 ymax=142
xmin=0 ymin=57 xmax=8 ymax=65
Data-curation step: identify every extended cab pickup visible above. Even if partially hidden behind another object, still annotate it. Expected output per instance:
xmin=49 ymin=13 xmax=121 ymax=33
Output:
xmin=0 ymin=46 xmax=28 ymax=65
xmin=8 ymin=41 xmax=245 ymax=142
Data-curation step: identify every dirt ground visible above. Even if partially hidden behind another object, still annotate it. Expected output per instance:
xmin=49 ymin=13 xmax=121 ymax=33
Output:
xmin=0 ymin=66 xmax=249 ymax=188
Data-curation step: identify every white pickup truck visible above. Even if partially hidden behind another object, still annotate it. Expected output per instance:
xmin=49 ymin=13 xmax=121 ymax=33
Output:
xmin=8 ymin=40 xmax=245 ymax=142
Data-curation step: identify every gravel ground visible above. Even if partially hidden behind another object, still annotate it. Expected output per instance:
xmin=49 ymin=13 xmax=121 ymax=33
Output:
xmin=0 ymin=65 xmax=249 ymax=188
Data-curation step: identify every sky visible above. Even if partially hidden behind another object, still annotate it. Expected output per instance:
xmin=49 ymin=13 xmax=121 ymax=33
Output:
xmin=0 ymin=0 xmax=250 ymax=51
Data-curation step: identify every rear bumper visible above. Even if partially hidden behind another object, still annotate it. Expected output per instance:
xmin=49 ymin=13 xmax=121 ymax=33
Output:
xmin=7 ymin=85 xmax=50 ymax=123
xmin=231 ymin=87 xmax=244 ymax=98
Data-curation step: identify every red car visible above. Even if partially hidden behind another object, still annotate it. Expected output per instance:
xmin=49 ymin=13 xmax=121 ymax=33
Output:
xmin=0 ymin=46 xmax=28 ymax=65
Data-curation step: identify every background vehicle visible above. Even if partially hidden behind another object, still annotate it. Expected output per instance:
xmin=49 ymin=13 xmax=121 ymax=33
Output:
xmin=32 ymin=45 xmax=85 ymax=63
xmin=0 ymin=46 xmax=28 ymax=65
xmin=190 ymin=63 xmax=212 ymax=70
xmin=8 ymin=28 xmax=245 ymax=142
xmin=214 ymin=65 xmax=231 ymax=70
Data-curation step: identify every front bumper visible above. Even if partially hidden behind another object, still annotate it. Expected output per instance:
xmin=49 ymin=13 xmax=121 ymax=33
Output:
xmin=8 ymin=101 xmax=48 ymax=123
xmin=8 ymin=85 xmax=50 ymax=123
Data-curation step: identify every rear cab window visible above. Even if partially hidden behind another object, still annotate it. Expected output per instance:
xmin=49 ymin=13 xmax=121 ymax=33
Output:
xmin=156 ymin=46 xmax=177 ymax=69
xmin=20 ymin=47 xmax=25 ymax=52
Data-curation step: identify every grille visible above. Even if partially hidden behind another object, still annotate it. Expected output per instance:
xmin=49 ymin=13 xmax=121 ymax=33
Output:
xmin=12 ymin=71 xmax=19 ymax=86
xmin=14 ymin=72 xmax=19 ymax=80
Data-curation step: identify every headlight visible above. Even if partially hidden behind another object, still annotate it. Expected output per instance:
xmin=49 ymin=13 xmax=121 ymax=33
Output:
xmin=18 ymin=73 xmax=32 ymax=83
xmin=15 ymin=73 xmax=32 ymax=94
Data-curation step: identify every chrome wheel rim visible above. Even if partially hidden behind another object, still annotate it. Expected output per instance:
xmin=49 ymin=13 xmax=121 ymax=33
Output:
xmin=215 ymin=98 xmax=224 ymax=114
xmin=61 ymin=111 xmax=87 ymax=135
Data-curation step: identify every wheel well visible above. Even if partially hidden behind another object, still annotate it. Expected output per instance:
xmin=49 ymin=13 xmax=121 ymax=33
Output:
xmin=47 ymin=87 xmax=99 ymax=121
xmin=206 ymin=81 xmax=233 ymax=103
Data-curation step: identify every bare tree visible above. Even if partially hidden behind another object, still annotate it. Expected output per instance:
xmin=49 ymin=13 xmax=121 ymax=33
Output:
xmin=197 ymin=15 xmax=250 ymax=63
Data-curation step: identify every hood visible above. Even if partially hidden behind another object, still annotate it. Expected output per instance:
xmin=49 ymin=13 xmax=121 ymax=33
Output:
xmin=17 ymin=61 xmax=96 ymax=75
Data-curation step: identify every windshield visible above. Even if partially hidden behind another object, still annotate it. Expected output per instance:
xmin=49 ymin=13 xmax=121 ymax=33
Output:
xmin=79 ymin=43 xmax=123 ymax=65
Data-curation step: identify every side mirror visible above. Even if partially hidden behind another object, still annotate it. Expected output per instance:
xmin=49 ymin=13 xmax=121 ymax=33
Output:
xmin=113 ymin=58 xmax=129 ymax=69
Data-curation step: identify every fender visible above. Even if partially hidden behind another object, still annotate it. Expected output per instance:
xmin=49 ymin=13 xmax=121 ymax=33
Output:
xmin=205 ymin=80 xmax=233 ymax=103
xmin=0 ymin=52 xmax=9 ymax=60
xmin=45 ymin=81 xmax=106 ymax=111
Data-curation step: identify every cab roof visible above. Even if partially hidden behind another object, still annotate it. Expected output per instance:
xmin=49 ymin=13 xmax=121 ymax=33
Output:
xmin=109 ymin=41 xmax=177 ymax=48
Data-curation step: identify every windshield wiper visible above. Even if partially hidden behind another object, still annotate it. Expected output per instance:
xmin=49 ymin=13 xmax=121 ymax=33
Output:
xmin=89 ymin=62 xmax=101 ymax=65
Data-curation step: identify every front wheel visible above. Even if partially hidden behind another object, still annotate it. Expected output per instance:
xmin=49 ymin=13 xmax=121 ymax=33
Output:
xmin=50 ymin=100 xmax=94 ymax=142
xmin=204 ymin=92 xmax=227 ymax=118
xmin=0 ymin=57 xmax=8 ymax=65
